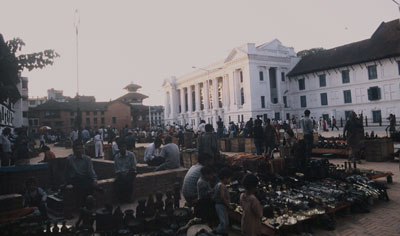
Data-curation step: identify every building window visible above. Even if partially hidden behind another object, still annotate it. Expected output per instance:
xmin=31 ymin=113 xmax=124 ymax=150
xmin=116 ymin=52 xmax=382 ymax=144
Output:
xmin=343 ymin=90 xmax=352 ymax=104
xmin=259 ymin=71 xmax=264 ymax=81
xmin=55 ymin=121 xmax=64 ymax=126
xmin=281 ymin=72 xmax=285 ymax=82
xmin=397 ymin=61 xmax=400 ymax=75
xmin=342 ymin=70 xmax=350 ymax=83
xmin=29 ymin=100 xmax=36 ymax=105
xmin=275 ymin=112 xmax=280 ymax=120
xmin=112 ymin=117 xmax=116 ymax=124
xmin=23 ymin=111 xmax=28 ymax=118
xmin=237 ymin=115 xmax=240 ymax=122
xmin=93 ymin=111 xmax=97 ymax=115
xmin=101 ymin=117 xmax=105 ymax=124
xmin=319 ymin=74 xmax=326 ymax=87
xmin=320 ymin=93 xmax=328 ymax=106
xmin=101 ymin=111 xmax=104 ymax=115
xmin=240 ymin=88 xmax=245 ymax=105
xmin=70 ymin=111 xmax=75 ymax=116
xmin=94 ymin=118 xmax=98 ymax=124
xmin=29 ymin=120 xmax=33 ymax=126
xmin=22 ymin=80 xmax=28 ymax=89
xmin=283 ymin=96 xmax=287 ymax=108
xmin=240 ymin=71 xmax=243 ymax=83
xmin=367 ymin=86 xmax=381 ymax=101
xmin=345 ymin=111 xmax=353 ymax=121
xmin=367 ymin=65 xmax=377 ymax=80
xmin=241 ymin=115 xmax=244 ymax=122
xmin=86 ymin=111 xmax=90 ymax=115
xmin=261 ymin=96 xmax=265 ymax=108
xmin=372 ymin=110 xmax=381 ymax=123
xmin=34 ymin=119 xmax=38 ymax=125
xmin=300 ymin=95 xmax=307 ymax=108
xmin=86 ymin=117 xmax=90 ymax=125
xmin=298 ymin=78 xmax=305 ymax=90
xmin=192 ymin=87 xmax=196 ymax=111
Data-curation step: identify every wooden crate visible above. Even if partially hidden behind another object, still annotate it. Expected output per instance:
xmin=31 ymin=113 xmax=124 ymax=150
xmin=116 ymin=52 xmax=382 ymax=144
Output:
xmin=219 ymin=139 xmax=231 ymax=152
xmin=230 ymin=138 xmax=245 ymax=152
xmin=103 ymin=144 xmax=113 ymax=160
xmin=364 ymin=139 xmax=394 ymax=162
xmin=244 ymin=138 xmax=256 ymax=153
xmin=182 ymin=151 xmax=198 ymax=168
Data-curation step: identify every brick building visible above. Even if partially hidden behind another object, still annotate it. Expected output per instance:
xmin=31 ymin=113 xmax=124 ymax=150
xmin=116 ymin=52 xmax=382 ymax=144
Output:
xmin=28 ymin=99 xmax=131 ymax=135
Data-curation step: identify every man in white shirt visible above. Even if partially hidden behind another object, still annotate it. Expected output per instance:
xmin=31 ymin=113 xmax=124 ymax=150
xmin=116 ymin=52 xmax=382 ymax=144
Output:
xmin=144 ymin=137 xmax=163 ymax=166
xmin=94 ymin=132 xmax=103 ymax=158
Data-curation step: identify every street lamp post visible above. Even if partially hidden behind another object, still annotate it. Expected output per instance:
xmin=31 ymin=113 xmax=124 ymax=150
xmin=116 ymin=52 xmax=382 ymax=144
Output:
xmin=74 ymin=9 xmax=82 ymax=139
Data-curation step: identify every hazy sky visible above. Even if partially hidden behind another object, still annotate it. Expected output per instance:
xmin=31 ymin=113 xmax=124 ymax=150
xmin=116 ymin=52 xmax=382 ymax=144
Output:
xmin=1 ymin=0 xmax=398 ymax=105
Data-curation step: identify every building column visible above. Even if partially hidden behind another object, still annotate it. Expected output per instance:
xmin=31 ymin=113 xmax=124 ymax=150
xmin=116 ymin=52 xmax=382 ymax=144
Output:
xmin=276 ymin=68 xmax=281 ymax=104
xmin=180 ymin=88 xmax=186 ymax=114
xmin=204 ymin=81 xmax=209 ymax=112
xmin=195 ymin=83 xmax=200 ymax=112
xmin=213 ymin=78 xmax=219 ymax=109
xmin=265 ymin=67 xmax=271 ymax=107
xmin=188 ymin=86 xmax=193 ymax=114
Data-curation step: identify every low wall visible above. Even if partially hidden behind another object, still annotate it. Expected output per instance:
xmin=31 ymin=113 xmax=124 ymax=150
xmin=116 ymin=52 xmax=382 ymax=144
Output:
xmin=0 ymin=158 xmax=156 ymax=195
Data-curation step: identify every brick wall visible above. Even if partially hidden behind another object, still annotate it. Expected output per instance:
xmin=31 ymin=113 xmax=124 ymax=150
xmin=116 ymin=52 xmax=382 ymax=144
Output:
xmin=105 ymin=101 xmax=131 ymax=130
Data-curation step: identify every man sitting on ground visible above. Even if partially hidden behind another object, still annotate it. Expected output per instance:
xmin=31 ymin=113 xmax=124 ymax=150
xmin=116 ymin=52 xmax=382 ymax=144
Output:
xmin=114 ymin=141 xmax=137 ymax=203
xmin=144 ymin=137 xmax=163 ymax=166
xmin=155 ymin=136 xmax=180 ymax=171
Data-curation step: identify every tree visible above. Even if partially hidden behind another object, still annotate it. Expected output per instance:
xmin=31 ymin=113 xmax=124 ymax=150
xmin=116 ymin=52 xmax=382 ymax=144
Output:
xmin=0 ymin=34 xmax=59 ymax=104
xmin=297 ymin=47 xmax=324 ymax=58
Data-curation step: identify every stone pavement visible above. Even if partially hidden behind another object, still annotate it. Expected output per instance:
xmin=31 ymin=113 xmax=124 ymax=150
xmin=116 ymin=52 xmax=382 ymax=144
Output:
xmin=313 ymin=158 xmax=400 ymax=236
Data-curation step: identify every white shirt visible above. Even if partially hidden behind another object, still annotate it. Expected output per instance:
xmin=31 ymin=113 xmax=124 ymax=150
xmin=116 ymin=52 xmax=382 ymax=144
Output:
xmin=112 ymin=141 xmax=119 ymax=156
xmin=144 ymin=143 xmax=161 ymax=162
xmin=198 ymin=123 xmax=206 ymax=133
xmin=94 ymin=134 xmax=102 ymax=142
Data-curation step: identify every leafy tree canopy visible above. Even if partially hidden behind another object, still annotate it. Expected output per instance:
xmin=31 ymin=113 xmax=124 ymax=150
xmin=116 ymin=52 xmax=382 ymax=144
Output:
xmin=297 ymin=47 xmax=324 ymax=58
xmin=0 ymin=34 xmax=59 ymax=104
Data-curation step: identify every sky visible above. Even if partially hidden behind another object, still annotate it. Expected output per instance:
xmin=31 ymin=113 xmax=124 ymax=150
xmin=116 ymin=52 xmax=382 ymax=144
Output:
xmin=0 ymin=0 xmax=398 ymax=105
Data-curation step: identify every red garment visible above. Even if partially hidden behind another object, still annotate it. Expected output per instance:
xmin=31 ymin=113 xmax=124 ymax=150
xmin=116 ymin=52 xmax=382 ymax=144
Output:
xmin=43 ymin=150 xmax=56 ymax=162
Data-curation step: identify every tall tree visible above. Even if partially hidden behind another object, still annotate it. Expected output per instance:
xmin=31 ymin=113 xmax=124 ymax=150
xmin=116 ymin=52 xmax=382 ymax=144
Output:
xmin=0 ymin=34 xmax=59 ymax=104
xmin=297 ymin=47 xmax=324 ymax=58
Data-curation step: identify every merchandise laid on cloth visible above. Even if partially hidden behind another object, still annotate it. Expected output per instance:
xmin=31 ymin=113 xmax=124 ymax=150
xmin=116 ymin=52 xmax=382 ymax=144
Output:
xmin=227 ymin=159 xmax=390 ymax=234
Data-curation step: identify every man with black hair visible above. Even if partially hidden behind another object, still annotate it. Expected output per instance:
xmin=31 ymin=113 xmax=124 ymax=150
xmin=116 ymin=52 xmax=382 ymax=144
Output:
xmin=155 ymin=135 xmax=180 ymax=171
xmin=198 ymin=124 xmax=220 ymax=163
xmin=24 ymin=177 xmax=48 ymax=220
xmin=65 ymin=141 xmax=98 ymax=202
xmin=301 ymin=109 xmax=314 ymax=164
xmin=114 ymin=141 xmax=137 ymax=202
xmin=245 ymin=118 xmax=254 ymax=137
xmin=264 ymin=119 xmax=276 ymax=157
xmin=182 ymin=153 xmax=213 ymax=205
xmin=144 ymin=136 xmax=163 ymax=166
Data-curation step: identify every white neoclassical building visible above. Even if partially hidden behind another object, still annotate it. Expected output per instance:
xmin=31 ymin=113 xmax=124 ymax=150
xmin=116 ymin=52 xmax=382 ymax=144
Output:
xmin=162 ymin=40 xmax=300 ymax=128
xmin=287 ymin=19 xmax=400 ymax=124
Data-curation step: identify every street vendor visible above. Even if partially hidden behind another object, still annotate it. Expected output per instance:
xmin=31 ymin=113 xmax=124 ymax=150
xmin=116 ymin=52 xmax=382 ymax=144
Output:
xmin=65 ymin=141 xmax=98 ymax=204
xmin=343 ymin=111 xmax=364 ymax=164
xmin=155 ymin=135 xmax=180 ymax=171
xmin=198 ymin=124 xmax=220 ymax=164
xmin=114 ymin=141 xmax=137 ymax=203
xmin=144 ymin=137 xmax=163 ymax=166
xmin=182 ymin=153 xmax=213 ymax=205
xmin=301 ymin=109 xmax=314 ymax=164
xmin=23 ymin=177 xmax=48 ymax=220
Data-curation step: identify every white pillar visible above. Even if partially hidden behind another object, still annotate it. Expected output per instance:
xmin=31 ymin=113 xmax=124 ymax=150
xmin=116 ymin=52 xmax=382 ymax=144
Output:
xmin=213 ymin=78 xmax=219 ymax=109
xmin=180 ymin=88 xmax=185 ymax=114
xmin=188 ymin=86 xmax=193 ymax=113
xmin=195 ymin=83 xmax=200 ymax=112
xmin=265 ymin=67 xmax=271 ymax=107
xmin=276 ymin=68 xmax=281 ymax=104
xmin=204 ymin=81 xmax=209 ymax=111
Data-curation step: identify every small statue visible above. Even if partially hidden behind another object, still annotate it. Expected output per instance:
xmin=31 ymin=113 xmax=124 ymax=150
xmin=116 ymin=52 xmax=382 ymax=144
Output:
xmin=124 ymin=209 xmax=135 ymax=226
xmin=113 ymin=206 xmax=124 ymax=229
xmin=75 ymin=195 xmax=96 ymax=233
xmin=136 ymin=199 xmax=147 ymax=219
xmin=173 ymin=182 xmax=181 ymax=209
xmin=164 ymin=191 xmax=174 ymax=216
xmin=61 ymin=221 xmax=68 ymax=233
xmin=52 ymin=221 xmax=60 ymax=233
xmin=145 ymin=193 xmax=156 ymax=217
xmin=155 ymin=191 xmax=164 ymax=213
